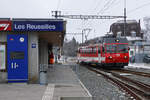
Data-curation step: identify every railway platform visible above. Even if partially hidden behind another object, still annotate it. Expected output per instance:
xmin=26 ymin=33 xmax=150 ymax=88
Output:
xmin=46 ymin=64 xmax=92 ymax=100
xmin=0 ymin=64 xmax=92 ymax=100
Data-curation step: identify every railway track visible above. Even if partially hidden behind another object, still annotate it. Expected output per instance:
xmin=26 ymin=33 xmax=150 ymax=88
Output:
xmin=86 ymin=66 xmax=150 ymax=100
xmin=111 ymin=69 xmax=150 ymax=78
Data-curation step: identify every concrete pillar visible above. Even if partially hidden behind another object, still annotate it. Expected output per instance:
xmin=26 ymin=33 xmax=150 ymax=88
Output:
xmin=0 ymin=32 xmax=7 ymax=42
xmin=39 ymin=39 xmax=48 ymax=66
xmin=39 ymin=39 xmax=48 ymax=84
xmin=0 ymin=32 xmax=7 ymax=83
xmin=28 ymin=32 xmax=39 ymax=83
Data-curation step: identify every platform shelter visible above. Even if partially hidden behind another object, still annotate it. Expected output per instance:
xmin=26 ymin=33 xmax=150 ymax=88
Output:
xmin=0 ymin=18 xmax=66 ymax=83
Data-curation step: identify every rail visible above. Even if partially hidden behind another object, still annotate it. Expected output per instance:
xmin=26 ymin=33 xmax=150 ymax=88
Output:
xmin=87 ymin=66 xmax=150 ymax=100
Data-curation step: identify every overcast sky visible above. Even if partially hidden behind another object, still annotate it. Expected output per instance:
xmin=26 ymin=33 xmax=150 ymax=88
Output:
xmin=1 ymin=0 xmax=150 ymax=42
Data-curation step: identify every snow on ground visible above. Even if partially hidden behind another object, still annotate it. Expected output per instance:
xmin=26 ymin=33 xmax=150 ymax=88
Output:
xmin=125 ymin=63 xmax=150 ymax=69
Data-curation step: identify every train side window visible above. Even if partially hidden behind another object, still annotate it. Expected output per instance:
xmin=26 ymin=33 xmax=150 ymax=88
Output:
xmin=87 ymin=48 xmax=90 ymax=54
xmin=83 ymin=48 xmax=85 ymax=54
xmin=98 ymin=48 xmax=101 ymax=53
xmin=84 ymin=48 xmax=86 ymax=54
xmin=81 ymin=49 xmax=83 ymax=54
xmin=90 ymin=48 xmax=92 ymax=54
xmin=87 ymin=48 xmax=89 ymax=54
xmin=92 ymin=48 xmax=94 ymax=54
xmin=93 ymin=47 xmax=97 ymax=54
xmin=88 ymin=48 xmax=91 ymax=54
xmin=86 ymin=48 xmax=88 ymax=54
xmin=102 ymin=47 xmax=105 ymax=53
xmin=83 ymin=49 xmax=85 ymax=54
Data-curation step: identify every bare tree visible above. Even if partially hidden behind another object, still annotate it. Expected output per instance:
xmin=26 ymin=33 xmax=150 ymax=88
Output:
xmin=62 ymin=37 xmax=79 ymax=57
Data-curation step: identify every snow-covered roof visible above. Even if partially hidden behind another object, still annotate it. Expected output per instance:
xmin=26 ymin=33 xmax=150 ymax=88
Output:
xmin=126 ymin=36 xmax=143 ymax=41
xmin=115 ymin=20 xmax=137 ymax=24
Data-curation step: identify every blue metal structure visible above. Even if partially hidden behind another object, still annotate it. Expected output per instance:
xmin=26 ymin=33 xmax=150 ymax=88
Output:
xmin=7 ymin=34 xmax=28 ymax=82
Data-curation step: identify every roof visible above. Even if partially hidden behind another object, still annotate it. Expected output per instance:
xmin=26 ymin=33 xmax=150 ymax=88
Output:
xmin=12 ymin=18 xmax=64 ymax=21
xmin=115 ymin=20 xmax=138 ymax=24
xmin=0 ymin=18 xmax=66 ymax=47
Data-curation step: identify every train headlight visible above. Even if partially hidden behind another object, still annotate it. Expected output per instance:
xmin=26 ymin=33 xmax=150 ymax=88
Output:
xmin=109 ymin=56 xmax=112 ymax=59
xmin=115 ymin=39 xmax=119 ymax=42
xmin=124 ymin=56 xmax=127 ymax=59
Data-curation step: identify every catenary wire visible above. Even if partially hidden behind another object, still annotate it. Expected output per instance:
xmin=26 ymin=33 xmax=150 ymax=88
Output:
xmin=128 ymin=1 xmax=150 ymax=14
xmin=57 ymin=0 xmax=61 ymax=10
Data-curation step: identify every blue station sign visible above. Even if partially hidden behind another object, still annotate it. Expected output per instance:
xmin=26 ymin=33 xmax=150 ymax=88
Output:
xmin=13 ymin=21 xmax=63 ymax=31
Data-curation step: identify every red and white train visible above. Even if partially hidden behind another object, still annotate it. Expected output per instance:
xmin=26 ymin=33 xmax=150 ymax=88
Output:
xmin=77 ymin=36 xmax=129 ymax=68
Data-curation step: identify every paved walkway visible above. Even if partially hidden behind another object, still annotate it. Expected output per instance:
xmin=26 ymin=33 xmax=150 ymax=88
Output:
xmin=0 ymin=84 xmax=46 ymax=100
xmin=47 ymin=64 xmax=79 ymax=85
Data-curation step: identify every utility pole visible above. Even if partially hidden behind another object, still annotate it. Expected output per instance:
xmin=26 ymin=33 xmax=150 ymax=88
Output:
xmin=82 ymin=30 xmax=84 ymax=44
xmin=84 ymin=28 xmax=92 ymax=41
xmin=51 ymin=11 xmax=61 ymax=19
xmin=124 ymin=0 xmax=127 ymax=37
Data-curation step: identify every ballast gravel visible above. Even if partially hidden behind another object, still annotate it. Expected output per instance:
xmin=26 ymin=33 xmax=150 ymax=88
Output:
xmin=70 ymin=63 xmax=130 ymax=100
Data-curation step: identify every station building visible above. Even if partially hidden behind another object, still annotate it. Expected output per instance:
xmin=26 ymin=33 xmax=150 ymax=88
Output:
xmin=0 ymin=18 xmax=66 ymax=83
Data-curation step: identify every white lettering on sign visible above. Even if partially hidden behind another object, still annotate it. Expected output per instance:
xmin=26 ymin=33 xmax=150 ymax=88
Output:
xmin=0 ymin=24 xmax=9 ymax=30
xmin=14 ymin=24 xmax=25 ymax=30
xmin=11 ymin=62 xmax=19 ymax=69
xmin=26 ymin=24 xmax=56 ymax=30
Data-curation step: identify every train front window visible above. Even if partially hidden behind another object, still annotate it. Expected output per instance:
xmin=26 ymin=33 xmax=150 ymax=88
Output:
xmin=117 ymin=44 xmax=128 ymax=53
xmin=106 ymin=44 xmax=128 ymax=53
xmin=106 ymin=44 xmax=117 ymax=53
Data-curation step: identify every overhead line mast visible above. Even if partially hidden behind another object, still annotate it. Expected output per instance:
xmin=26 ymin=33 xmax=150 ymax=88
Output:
xmin=52 ymin=11 xmax=124 ymax=20
xmin=52 ymin=11 xmax=126 ymax=43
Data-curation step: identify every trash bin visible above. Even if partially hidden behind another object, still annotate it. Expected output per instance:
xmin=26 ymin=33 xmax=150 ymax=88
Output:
xmin=40 ymin=71 xmax=47 ymax=85
xmin=39 ymin=64 xmax=47 ymax=85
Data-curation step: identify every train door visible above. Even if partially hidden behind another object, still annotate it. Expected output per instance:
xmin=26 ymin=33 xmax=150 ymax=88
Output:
xmin=7 ymin=34 xmax=28 ymax=82
xmin=101 ymin=45 xmax=105 ymax=62
xmin=98 ymin=46 xmax=101 ymax=63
